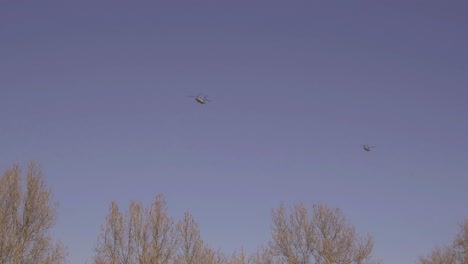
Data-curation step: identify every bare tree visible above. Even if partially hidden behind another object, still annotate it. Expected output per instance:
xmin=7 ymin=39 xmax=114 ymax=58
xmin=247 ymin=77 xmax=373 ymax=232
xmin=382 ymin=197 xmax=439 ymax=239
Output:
xmin=174 ymin=211 xmax=227 ymax=264
xmin=0 ymin=162 xmax=66 ymax=264
xmin=198 ymin=246 xmax=227 ymax=264
xmin=174 ymin=211 xmax=203 ymax=264
xmin=418 ymin=245 xmax=455 ymax=264
xmin=269 ymin=203 xmax=375 ymax=264
xmin=419 ymin=220 xmax=468 ymax=264
xmin=94 ymin=194 xmax=178 ymax=264
xmin=453 ymin=220 xmax=468 ymax=263
xmin=230 ymin=247 xmax=248 ymax=264
xmin=248 ymin=246 xmax=278 ymax=264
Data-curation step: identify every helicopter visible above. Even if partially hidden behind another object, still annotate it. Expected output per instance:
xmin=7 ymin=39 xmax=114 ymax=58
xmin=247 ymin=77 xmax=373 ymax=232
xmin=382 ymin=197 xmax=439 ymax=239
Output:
xmin=188 ymin=95 xmax=211 ymax=104
xmin=362 ymin=145 xmax=375 ymax=152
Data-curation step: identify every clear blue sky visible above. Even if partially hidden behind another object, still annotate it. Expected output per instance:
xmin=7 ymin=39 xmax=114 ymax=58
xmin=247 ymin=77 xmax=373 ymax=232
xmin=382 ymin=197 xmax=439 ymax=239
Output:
xmin=1 ymin=1 xmax=467 ymax=263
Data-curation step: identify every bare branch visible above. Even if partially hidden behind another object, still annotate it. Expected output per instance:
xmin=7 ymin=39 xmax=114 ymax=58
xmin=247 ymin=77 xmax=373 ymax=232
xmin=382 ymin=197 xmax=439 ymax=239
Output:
xmin=175 ymin=211 xmax=203 ymax=264
xmin=420 ymin=219 xmax=468 ymax=264
xmin=94 ymin=194 xmax=178 ymax=264
xmin=269 ymin=202 xmax=375 ymax=264
xmin=0 ymin=162 xmax=66 ymax=264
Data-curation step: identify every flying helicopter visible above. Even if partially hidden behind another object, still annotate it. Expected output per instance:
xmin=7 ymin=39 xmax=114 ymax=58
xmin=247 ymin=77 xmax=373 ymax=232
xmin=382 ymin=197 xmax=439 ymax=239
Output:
xmin=188 ymin=95 xmax=211 ymax=104
xmin=362 ymin=145 xmax=375 ymax=152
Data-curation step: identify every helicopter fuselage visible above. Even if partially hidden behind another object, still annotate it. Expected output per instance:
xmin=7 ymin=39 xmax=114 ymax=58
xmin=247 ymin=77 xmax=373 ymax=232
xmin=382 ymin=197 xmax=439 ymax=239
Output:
xmin=195 ymin=97 xmax=206 ymax=104
xmin=362 ymin=145 xmax=373 ymax=152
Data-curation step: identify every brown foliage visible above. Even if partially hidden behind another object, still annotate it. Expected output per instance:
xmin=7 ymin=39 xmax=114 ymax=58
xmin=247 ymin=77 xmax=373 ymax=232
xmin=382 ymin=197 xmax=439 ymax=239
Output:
xmin=418 ymin=245 xmax=456 ymax=264
xmin=197 ymin=247 xmax=227 ymax=264
xmin=230 ymin=247 xmax=248 ymax=264
xmin=0 ymin=162 xmax=66 ymax=264
xmin=453 ymin=220 xmax=468 ymax=262
xmin=94 ymin=195 xmax=229 ymax=264
xmin=175 ymin=211 xmax=204 ymax=264
xmin=269 ymin=203 xmax=375 ymax=264
xmin=94 ymin=195 xmax=378 ymax=264
xmin=419 ymin=220 xmax=468 ymax=264
xmin=174 ymin=211 xmax=227 ymax=264
xmin=249 ymin=246 xmax=280 ymax=264
xmin=94 ymin=194 xmax=178 ymax=264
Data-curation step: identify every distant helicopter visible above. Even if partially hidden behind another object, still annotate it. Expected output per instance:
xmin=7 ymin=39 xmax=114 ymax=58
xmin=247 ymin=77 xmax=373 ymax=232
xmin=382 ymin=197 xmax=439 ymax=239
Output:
xmin=362 ymin=145 xmax=375 ymax=152
xmin=188 ymin=95 xmax=211 ymax=104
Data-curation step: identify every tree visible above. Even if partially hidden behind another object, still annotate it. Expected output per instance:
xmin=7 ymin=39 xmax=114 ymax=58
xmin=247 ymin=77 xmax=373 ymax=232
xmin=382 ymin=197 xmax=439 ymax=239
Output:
xmin=94 ymin=194 xmax=178 ymax=264
xmin=0 ymin=162 xmax=66 ymax=264
xmin=249 ymin=246 xmax=281 ymax=264
xmin=419 ymin=220 xmax=468 ymax=264
xmin=230 ymin=247 xmax=248 ymax=264
xmin=174 ymin=211 xmax=204 ymax=264
xmin=453 ymin=220 xmax=468 ymax=263
xmin=198 ymin=247 xmax=227 ymax=264
xmin=174 ymin=211 xmax=227 ymax=264
xmin=269 ymin=203 xmax=376 ymax=264
xmin=94 ymin=194 xmax=229 ymax=264
xmin=418 ymin=245 xmax=455 ymax=264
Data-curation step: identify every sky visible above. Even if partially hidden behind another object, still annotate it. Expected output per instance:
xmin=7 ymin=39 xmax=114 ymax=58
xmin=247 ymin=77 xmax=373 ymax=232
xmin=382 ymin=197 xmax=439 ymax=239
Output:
xmin=1 ymin=0 xmax=467 ymax=263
